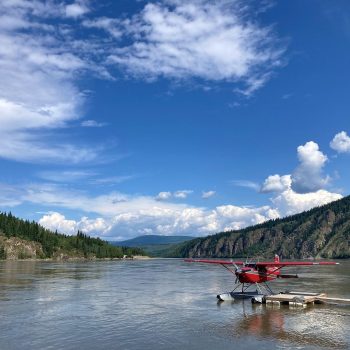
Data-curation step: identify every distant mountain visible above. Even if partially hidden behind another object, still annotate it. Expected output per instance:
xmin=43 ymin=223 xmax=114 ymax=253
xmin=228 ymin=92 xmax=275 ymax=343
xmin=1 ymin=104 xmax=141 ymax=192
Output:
xmin=112 ymin=235 xmax=194 ymax=257
xmin=165 ymin=196 xmax=350 ymax=259
xmin=114 ymin=235 xmax=193 ymax=247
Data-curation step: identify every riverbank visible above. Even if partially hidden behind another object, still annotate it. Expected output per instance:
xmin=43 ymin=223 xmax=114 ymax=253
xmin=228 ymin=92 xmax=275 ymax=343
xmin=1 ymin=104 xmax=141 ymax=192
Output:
xmin=0 ymin=255 xmax=152 ymax=262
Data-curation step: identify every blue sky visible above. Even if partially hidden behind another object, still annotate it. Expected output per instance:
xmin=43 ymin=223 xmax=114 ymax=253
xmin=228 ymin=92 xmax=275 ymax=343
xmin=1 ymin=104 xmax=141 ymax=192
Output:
xmin=0 ymin=0 xmax=349 ymax=240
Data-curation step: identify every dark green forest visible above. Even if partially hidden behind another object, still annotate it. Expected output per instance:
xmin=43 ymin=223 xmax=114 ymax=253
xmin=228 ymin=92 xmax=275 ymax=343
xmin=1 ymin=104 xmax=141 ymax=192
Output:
xmin=0 ymin=212 xmax=145 ymax=259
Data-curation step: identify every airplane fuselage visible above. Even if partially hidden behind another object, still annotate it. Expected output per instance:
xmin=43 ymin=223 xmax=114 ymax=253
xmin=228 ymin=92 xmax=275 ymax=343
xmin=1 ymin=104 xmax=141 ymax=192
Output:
xmin=236 ymin=265 xmax=280 ymax=284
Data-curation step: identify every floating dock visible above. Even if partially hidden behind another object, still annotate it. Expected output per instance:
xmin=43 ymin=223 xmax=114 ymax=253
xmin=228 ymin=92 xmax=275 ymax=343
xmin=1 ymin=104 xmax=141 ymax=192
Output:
xmin=316 ymin=296 xmax=350 ymax=305
xmin=264 ymin=291 xmax=350 ymax=308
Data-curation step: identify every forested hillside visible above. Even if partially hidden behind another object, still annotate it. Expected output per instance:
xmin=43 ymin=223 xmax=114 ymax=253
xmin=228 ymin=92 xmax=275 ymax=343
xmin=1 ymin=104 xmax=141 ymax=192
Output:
xmin=0 ymin=212 xmax=145 ymax=260
xmin=169 ymin=196 xmax=350 ymax=259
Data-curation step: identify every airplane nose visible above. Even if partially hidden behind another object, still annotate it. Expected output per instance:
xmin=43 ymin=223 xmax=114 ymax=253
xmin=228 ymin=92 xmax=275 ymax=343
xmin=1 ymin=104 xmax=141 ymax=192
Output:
xmin=236 ymin=267 xmax=251 ymax=274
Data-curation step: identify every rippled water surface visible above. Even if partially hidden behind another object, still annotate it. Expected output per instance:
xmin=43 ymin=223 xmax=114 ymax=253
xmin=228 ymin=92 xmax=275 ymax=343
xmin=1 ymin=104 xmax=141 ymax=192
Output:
xmin=0 ymin=259 xmax=349 ymax=350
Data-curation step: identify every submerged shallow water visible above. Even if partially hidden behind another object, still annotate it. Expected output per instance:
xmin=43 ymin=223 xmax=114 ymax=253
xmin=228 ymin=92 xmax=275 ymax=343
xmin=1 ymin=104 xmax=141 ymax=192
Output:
xmin=0 ymin=259 xmax=349 ymax=350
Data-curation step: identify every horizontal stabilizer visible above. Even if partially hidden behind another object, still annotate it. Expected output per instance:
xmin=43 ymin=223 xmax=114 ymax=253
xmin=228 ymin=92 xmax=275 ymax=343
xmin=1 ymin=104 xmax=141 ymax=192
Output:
xmin=278 ymin=274 xmax=299 ymax=279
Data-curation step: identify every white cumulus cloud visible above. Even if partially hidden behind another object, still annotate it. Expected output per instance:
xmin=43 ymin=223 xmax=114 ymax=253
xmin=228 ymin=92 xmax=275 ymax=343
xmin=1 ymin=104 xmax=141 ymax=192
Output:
xmin=272 ymin=189 xmax=342 ymax=217
xmin=260 ymin=174 xmax=291 ymax=193
xmin=39 ymin=212 xmax=78 ymax=235
xmin=215 ymin=205 xmax=280 ymax=231
xmin=39 ymin=212 xmax=110 ymax=236
xmin=330 ymin=131 xmax=350 ymax=153
xmin=291 ymin=141 xmax=329 ymax=193
xmin=258 ymin=140 xmax=341 ymax=215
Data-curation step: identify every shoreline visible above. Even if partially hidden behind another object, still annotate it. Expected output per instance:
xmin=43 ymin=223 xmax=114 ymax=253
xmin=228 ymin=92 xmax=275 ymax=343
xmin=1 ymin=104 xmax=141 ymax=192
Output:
xmin=0 ymin=255 xmax=153 ymax=262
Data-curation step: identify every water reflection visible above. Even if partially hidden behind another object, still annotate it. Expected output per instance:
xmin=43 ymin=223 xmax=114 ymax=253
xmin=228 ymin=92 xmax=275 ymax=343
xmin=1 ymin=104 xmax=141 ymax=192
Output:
xmin=226 ymin=305 xmax=348 ymax=349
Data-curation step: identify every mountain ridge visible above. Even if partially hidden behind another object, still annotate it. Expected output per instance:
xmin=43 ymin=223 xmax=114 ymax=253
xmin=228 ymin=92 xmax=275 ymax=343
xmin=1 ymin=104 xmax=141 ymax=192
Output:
xmin=165 ymin=196 xmax=350 ymax=259
xmin=114 ymin=235 xmax=193 ymax=247
xmin=112 ymin=235 xmax=194 ymax=257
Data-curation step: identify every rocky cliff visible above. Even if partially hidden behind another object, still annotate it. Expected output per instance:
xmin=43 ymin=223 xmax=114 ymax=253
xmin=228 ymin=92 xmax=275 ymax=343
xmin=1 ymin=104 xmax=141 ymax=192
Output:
xmin=0 ymin=235 xmax=44 ymax=260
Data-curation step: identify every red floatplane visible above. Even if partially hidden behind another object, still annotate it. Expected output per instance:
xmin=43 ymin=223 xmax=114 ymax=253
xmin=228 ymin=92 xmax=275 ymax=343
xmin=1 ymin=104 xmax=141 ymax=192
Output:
xmin=185 ymin=255 xmax=339 ymax=302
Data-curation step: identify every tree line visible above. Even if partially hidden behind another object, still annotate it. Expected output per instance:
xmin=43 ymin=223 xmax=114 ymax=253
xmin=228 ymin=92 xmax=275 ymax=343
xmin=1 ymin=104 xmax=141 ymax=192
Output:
xmin=0 ymin=212 xmax=145 ymax=259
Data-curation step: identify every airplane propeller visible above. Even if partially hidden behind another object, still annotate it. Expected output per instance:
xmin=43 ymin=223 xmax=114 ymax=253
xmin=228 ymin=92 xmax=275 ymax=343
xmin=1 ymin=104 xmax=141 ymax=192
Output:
xmin=230 ymin=260 xmax=243 ymax=284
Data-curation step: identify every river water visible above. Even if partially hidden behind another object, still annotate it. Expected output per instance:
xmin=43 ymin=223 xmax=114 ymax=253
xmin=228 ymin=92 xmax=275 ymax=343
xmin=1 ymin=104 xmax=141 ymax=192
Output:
xmin=0 ymin=259 xmax=349 ymax=350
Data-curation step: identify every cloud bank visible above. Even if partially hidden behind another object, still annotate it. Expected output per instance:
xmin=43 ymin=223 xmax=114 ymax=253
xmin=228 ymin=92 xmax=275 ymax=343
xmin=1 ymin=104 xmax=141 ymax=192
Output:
xmin=0 ymin=134 xmax=344 ymax=240
xmin=35 ymin=182 xmax=341 ymax=240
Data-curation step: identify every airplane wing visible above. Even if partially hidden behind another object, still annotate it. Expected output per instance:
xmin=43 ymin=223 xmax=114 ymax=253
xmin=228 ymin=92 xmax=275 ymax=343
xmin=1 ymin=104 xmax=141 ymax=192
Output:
xmin=255 ymin=261 xmax=339 ymax=267
xmin=184 ymin=259 xmax=339 ymax=267
xmin=184 ymin=258 xmax=244 ymax=265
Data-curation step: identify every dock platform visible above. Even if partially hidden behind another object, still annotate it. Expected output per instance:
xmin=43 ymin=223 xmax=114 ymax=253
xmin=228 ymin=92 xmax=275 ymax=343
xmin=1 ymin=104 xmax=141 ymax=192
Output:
xmin=264 ymin=291 xmax=350 ymax=308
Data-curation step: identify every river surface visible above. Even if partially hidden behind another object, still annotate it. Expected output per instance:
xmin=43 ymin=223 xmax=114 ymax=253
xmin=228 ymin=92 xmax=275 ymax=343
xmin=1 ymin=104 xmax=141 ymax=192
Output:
xmin=0 ymin=259 xmax=349 ymax=350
